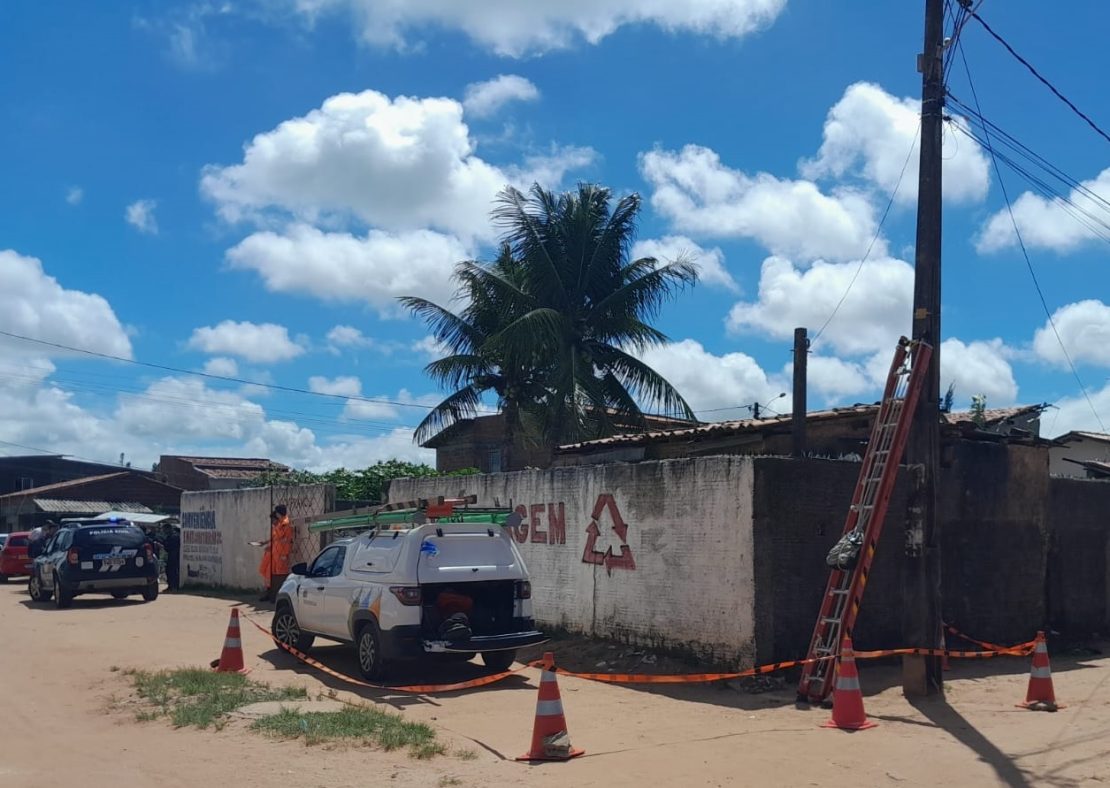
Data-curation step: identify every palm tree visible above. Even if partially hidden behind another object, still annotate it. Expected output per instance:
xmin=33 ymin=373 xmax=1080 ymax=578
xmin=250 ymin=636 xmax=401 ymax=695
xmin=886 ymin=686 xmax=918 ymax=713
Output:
xmin=402 ymin=182 xmax=699 ymax=449
xmin=399 ymin=245 xmax=545 ymax=455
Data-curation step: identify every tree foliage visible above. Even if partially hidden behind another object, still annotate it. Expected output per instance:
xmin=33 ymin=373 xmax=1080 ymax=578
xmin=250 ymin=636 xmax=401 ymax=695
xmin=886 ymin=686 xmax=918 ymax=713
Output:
xmin=402 ymin=182 xmax=699 ymax=447
xmin=244 ymin=461 xmax=476 ymax=503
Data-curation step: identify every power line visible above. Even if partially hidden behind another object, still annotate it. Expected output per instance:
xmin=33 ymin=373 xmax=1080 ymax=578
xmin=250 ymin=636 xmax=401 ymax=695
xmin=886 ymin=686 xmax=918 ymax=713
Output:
xmin=970 ymin=9 xmax=1110 ymax=146
xmin=956 ymin=40 xmax=1106 ymax=432
xmin=810 ymin=121 xmax=922 ymax=351
xmin=0 ymin=328 xmax=497 ymax=415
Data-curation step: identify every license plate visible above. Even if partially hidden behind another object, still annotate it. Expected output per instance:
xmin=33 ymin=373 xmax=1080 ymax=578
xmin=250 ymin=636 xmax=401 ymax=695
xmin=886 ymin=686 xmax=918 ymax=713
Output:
xmin=103 ymin=557 xmax=126 ymax=569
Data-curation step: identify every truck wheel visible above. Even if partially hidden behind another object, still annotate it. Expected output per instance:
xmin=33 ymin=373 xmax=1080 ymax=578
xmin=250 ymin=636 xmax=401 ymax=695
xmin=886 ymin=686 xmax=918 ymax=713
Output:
xmin=482 ymin=649 xmax=516 ymax=673
xmin=272 ymin=605 xmax=315 ymax=653
xmin=356 ymin=622 xmax=386 ymax=681
xmin=0 ymin=573 xmax=8 ymax=584
xmin=28 ymin=573 xmax=52 ymax=602
xmin=142 ymin=584 xmax=159 ymax=602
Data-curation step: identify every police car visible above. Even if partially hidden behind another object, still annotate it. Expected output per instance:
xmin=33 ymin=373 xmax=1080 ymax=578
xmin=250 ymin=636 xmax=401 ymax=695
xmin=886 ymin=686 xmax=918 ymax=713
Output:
xmin=28 ymin=519 xmax=160 ymax=608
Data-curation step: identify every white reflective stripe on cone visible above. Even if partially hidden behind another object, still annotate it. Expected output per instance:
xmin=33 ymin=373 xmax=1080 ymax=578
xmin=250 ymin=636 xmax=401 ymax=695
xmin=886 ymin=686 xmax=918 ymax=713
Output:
xmin=1035 ymin=643 xmax=1047 ymax=653
xmin=836 ymin=675 xmax=861 ymax=692
xmin=540 ymin=672 xmax=557 ymax=683
xmin=535 ymin=700 xmax=565 ymax=717
xmin=1030 ymin=666 xmax=1052 ymax=679
xmin=224 ymin=638 xmax=242 ymax=648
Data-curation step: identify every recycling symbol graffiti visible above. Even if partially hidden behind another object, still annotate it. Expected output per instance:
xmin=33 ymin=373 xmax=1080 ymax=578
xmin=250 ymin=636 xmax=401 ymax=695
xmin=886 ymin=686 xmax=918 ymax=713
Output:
xmin=581 ymin=493 xmax=636 ymax=575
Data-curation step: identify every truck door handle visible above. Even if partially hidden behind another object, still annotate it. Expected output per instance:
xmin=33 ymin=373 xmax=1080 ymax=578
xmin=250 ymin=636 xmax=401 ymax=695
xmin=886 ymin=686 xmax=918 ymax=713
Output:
xmin=316 ymin=586 xmax=325 ymax=591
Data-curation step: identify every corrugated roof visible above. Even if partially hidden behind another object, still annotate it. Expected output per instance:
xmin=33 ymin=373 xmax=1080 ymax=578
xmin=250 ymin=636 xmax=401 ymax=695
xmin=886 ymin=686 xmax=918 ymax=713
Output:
xmin=0 ymin=472 xmax=129 ymax=499
xmin=94 ymin=510 xmax=176 ymax=524
xmin=557 ymin=404 xmax=1045 ymax=454
xmin=1055 ymin=431 xmax=1110 ymax=445
xmin=33 ymin=500 xmax=155 ymax=514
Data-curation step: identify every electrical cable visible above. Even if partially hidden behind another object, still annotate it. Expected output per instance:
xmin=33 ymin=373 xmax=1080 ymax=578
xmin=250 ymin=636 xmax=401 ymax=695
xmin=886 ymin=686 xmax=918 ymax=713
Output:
xmin=956 ymin=40 xmax=1106 ymax=432
xmin=970 ymin=9 xmax=1110 ymax=146
xmin=810 ymin=121 xmax=922 ymax=351
xmin=0 ymin=328 xmax=497 ymax=415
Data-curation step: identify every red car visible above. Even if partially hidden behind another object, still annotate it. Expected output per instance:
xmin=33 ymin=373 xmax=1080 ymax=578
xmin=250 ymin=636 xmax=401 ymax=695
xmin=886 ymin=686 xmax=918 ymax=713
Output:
xmin=0 ymin=532 xmax=32 ymax=582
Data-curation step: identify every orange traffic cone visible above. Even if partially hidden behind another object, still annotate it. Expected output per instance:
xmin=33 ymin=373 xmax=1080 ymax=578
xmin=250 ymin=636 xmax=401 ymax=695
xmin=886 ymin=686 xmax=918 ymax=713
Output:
xmin=1018 ymin=631 xmax=1061 ymax=711
xmin=517 ymin=653 xmax=585 ymax=761
xmin=822 ymin=637 xmax=876 ymax=731
xmin=212 ymin=608 xmax=250 ymax=674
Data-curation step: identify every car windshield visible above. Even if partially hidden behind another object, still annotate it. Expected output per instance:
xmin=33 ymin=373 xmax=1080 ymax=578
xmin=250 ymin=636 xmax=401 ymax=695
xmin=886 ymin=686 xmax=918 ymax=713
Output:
xmin=74 ymin=527 xmax=146 ymax=548
xmin=8 ymin=536 xmax=28 ymax=547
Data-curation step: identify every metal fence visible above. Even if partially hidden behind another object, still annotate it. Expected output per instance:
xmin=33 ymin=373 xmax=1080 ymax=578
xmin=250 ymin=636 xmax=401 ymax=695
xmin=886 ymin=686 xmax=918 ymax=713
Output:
xmin=268 ymin=482 xmax=335 ymax=569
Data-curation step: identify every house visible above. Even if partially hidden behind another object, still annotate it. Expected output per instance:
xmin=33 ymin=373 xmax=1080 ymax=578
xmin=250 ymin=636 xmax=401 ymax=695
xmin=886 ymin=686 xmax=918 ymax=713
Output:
xmin=0 ymin=454 xmax=154 ymax=497
xmin=154 ymin=455 xmax=290 ymax=491
xmin=1050 ymin=432 xmax=1110 ymax=478
xmin=0 ymin=472 xmax=184 ymax=532
xmin=422 ymin=412 xmax=700 ymax=474
xmin=554 ymin=404 xmax=1047 ymax=466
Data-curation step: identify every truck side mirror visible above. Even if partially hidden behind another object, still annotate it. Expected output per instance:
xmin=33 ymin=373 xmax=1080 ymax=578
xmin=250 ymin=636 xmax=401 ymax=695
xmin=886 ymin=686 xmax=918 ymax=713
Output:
xmin=290 ymin=562 xmax=308 ymax=576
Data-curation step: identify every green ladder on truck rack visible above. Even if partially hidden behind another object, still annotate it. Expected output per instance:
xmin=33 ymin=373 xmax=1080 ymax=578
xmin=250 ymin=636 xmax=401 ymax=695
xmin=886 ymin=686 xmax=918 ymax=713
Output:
xmin=796 ymin=337 xmax=933 ymax=704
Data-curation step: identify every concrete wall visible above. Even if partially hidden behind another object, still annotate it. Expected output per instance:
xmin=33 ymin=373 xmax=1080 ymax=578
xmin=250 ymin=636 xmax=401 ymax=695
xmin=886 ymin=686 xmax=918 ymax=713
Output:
xmin=1048 ymin=477 xmax=1110 ymax=636
xmin=179 ymin=484 xmax=331 ymax=589
xmin=1050 ymin=436 xmax=1110 ymax=478
xmin=938 ymin=441 xmax=1049 ymax=645
xmin=390 ymin=457 xmax=758 ymax=664
xmin=750 ymin=458 xmax=910 ymax=663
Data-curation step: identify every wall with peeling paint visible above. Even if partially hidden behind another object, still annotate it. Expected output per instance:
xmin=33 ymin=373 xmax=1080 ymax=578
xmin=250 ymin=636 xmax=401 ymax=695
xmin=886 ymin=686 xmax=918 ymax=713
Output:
xmin=390 ymin=457 xmax=758 ymax=665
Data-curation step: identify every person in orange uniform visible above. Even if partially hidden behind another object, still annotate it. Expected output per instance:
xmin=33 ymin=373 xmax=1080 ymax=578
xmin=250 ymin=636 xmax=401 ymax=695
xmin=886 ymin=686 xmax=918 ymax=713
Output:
xmin=258 ymin=504 xmax=293 ymax=602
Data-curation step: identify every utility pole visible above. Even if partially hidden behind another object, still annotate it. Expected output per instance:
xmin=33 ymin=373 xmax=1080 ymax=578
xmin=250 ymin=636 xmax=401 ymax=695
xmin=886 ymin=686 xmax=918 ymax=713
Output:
xmin=792 ymin=327 xmax=808 ymax=458
xmin=904 ymin=0 xmax=945 ymax=698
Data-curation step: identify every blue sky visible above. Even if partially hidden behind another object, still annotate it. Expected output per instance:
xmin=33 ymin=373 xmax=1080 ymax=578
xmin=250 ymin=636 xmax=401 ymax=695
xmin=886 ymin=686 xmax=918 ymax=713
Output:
xmin=2 ymin=0 xmax=1110 ymax=470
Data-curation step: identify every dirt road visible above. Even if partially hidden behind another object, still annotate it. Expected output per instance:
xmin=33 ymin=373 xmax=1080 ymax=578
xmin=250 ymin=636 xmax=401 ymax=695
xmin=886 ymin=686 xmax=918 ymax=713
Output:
xmin=1 ymin=583 xmax=1107 ymax=787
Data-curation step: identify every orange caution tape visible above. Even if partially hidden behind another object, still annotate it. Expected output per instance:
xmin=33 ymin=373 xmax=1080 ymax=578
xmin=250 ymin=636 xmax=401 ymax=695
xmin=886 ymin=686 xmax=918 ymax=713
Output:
xmin=242 ymin=614 xmax=530 ymax=694
xmin=546 ymin=639 xmax=1036 ymax=685
xmin=945 ymin=624 xmax=1023 ymax=654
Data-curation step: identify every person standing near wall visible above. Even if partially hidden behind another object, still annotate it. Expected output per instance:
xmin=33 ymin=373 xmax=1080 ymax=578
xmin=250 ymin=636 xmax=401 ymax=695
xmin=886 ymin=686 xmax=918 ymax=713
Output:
xmin=163 ymin=524 xmax=181 ymax=592
xmin=257 ymin=504 xmax=293 ymax=602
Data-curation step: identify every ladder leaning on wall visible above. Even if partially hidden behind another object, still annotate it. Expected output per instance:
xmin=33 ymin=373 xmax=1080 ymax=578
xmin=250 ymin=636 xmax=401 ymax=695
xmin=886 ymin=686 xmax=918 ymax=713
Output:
xmin=796 ymin=336 xmax=933 ymax=704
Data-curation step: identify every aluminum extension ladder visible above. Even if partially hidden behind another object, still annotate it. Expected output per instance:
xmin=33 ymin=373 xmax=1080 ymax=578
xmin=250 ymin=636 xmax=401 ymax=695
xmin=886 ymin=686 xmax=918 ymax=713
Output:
xmin=796 ymin=337 xmax=933 ymax=703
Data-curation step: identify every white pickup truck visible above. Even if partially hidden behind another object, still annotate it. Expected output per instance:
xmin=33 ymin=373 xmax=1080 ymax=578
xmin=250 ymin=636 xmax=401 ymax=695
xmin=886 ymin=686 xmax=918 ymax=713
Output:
xmin=270 ymin=521 xmax=547 ymax=680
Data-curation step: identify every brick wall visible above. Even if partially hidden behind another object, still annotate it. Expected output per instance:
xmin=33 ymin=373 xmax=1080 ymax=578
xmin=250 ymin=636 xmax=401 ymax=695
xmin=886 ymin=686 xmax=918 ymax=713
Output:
xmin=1047 ymin=477 xmax=1110 ymax=636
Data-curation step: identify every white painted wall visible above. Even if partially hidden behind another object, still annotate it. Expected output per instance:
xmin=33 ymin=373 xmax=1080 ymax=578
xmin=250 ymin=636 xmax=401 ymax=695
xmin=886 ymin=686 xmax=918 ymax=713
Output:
xmin=180 ymin=484 xmax=331 ymax=589
xmin=1050 ymin=436 xmax=1110 ymax=477
xmin=390 ymin=457 xmax=757 ymax=664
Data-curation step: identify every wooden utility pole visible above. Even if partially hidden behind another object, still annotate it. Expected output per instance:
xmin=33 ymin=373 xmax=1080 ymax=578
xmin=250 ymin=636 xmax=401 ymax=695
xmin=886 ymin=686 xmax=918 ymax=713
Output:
xmin=792 ymin=327 xmax=808 ymax=458
xmin=904 ymin=0 xmax=945 ymax=697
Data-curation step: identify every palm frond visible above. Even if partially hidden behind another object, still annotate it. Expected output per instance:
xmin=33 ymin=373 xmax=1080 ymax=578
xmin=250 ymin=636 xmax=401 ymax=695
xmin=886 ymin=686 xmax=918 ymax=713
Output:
xmin=413 ymin=385 xmax=484 ymax=445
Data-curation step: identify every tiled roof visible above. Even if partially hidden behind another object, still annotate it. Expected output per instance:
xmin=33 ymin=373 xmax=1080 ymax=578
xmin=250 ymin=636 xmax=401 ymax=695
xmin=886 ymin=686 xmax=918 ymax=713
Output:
xmin=167 ymin=456 xmax=289 ymax=477
xmin=1055 ymin=431 xmax=1110 ymax=445
xmin=557 ymin=404 xmax=1045 ymax=454
xmin=0 ymin=472 xmax=129 ymax=499
xmin=33 ymin=499 xmax=155 ymax=514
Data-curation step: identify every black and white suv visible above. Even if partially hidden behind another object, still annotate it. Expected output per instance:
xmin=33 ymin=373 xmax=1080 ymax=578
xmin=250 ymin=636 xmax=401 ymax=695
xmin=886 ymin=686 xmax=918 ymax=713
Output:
xmin=271 ymin=522 xmax=546 ymax=680
xmin=28 ymin=520 xmax=160 ymax=608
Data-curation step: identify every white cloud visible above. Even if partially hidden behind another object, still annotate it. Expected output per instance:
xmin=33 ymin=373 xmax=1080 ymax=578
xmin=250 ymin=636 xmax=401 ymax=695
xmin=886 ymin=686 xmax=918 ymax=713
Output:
xmin=977 ymin=168 xmax=1110 ymax=253
xmin=227 ymin=224 xmax=466 ymax=314
xmin=202 ymin=356 xmax=239 ymax=377
xmin=202 ymin=89 xmax=590 ymax=242
xmin=412 ymin=335 xmax=450 ymax=360
xmin=640 ymin=145 xmax=880 ymax=261
xmin=187 ymin=320 xmax=306 ymax=363
xmin=66 ymin=187 xmax=84 ymax=206
xmin=326 ymin=325 xmax=377 ymax=354
xmin=631 ymin=235 xmax=739 ymax=292
xmin=1033 ymin=300 xmax=1110 ymax=368
xmin=125 ymin=199 xmax=159 ymax=234
xmin=727 ymin=255 xmax=913 ymax=356
xmin=801 ymin=355 xmax=878 ymax=401
xmin=801 ymin=82 xmax=989 ymax=206
xmin=0 ymin=250 xmax=133 ymax=360
xmin=1044 ymin=382 xmax=1110 ymax=439
xmin=308 ymin=375 xmax=363 ymax=397
xmin=940 ymin=338 xmax=1018 ymax=406
xmin=294 ymin=0 xmax=787 ymax=57
xmin=463 ymin=75 xmax=540 ymax=118
xmin=637 ymin=338 xmax=784 ymax=421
